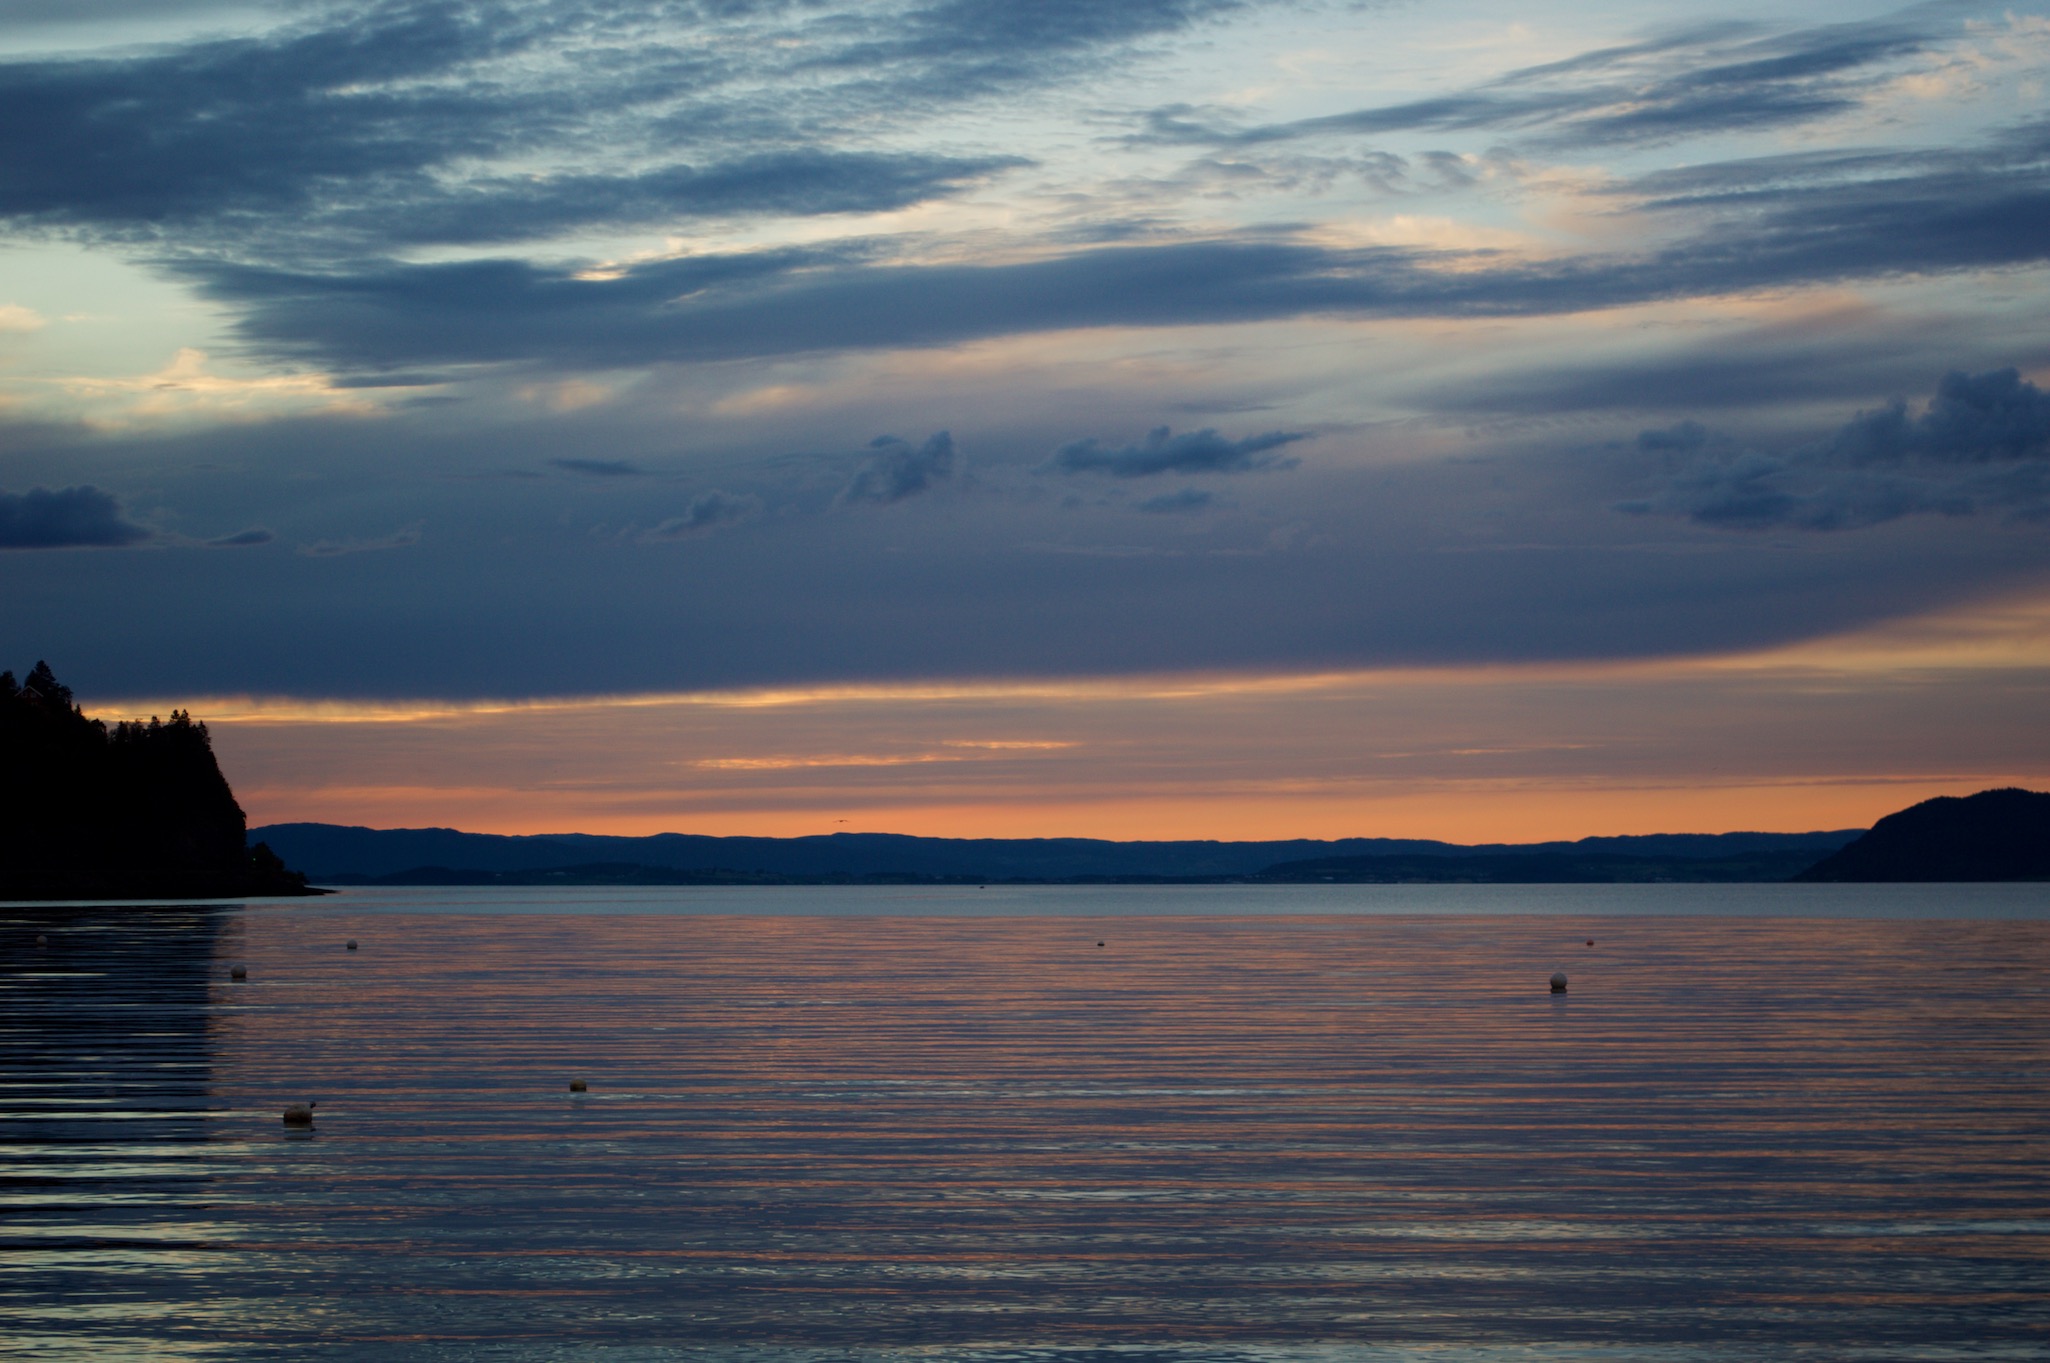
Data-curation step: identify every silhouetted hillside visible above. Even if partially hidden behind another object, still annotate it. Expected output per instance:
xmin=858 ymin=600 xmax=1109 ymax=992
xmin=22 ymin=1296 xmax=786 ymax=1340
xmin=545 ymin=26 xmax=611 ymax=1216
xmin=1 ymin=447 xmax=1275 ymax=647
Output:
xmin=1795 ymin=788 xmax=2050 ymax=882
xmin=0 ymin=662 xmax=319 ymax=900
xmin=1254 ymin=849 xmax=1830 ymax=884
xmin=256 ymin=821 xmax=1861 ymax=885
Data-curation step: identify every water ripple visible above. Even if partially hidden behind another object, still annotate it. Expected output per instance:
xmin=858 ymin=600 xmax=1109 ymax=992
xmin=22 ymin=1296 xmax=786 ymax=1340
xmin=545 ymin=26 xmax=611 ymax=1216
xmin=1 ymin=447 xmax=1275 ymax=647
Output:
xmin=3 ymin=892 xmax=2048 ymax=1359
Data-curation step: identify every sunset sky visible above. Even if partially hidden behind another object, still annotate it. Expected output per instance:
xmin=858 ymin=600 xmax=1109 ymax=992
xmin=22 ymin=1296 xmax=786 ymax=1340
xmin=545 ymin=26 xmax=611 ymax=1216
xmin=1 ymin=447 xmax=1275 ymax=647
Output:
xmin=4 ymin=0 xmax=2048 ymax=839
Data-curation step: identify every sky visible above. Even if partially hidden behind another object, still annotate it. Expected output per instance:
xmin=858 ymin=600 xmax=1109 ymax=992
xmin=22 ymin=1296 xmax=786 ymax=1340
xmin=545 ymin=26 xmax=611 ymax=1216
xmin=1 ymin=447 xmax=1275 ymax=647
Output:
xmin=3 ymin=0 xmax=2049 ymax=840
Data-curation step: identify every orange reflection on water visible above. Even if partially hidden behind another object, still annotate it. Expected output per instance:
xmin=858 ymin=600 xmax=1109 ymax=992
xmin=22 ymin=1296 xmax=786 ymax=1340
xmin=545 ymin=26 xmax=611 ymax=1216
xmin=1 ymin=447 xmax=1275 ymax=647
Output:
xmin=138 ymin=904 xmax=2050 ymax=1353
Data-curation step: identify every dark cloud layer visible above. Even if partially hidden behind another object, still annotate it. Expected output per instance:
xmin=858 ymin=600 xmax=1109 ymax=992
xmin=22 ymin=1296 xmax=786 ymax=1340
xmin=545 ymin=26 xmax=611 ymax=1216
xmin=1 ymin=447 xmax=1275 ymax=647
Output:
xmin=360 ymin=151 xmax=1024 ymax=247
xmin=1052 ymin=426 xmax=1304 ymax=477
xmin=1624 ymin=369 xmax=2050 ymax=531
xmin=0 ymin=0 xmax=1227 ymax=257
xmin=178 ymin=115 xmax=2050 ymax=374
xmin=0 ymin=486 xmax=150 ymax=549
xmin=11 ymin=4 xmax=2044 ymax=382
xmin=4 ymin=3 xmax=2048 ymax=712
xmin=0 ymin=0 xmax=262 ymax=28
xmin=9 ymin=403 xmax=2039 ymax=702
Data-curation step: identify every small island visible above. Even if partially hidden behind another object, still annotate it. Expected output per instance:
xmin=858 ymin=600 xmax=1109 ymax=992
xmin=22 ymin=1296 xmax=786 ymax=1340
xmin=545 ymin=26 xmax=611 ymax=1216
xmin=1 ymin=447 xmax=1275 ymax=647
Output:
xmin=0 ymin=661 xmax=321 ymax=900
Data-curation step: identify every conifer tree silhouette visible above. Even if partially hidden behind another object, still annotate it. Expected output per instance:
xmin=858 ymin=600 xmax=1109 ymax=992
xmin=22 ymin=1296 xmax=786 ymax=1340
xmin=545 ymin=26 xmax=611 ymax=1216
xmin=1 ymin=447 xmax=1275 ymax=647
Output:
xmin=0 ymin=662 xmax=314 ymax=899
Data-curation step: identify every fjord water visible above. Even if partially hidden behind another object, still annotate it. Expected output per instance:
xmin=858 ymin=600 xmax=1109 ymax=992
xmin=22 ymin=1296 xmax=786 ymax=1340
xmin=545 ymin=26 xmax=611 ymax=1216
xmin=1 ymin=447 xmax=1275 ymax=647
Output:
xmin=5 ymin=887 xmax=2049 ymax=1361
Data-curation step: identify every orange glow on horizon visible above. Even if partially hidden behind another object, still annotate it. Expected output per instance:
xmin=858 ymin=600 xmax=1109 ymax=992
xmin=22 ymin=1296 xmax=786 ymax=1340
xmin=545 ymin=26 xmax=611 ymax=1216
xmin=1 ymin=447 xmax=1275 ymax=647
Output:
xmin=93 ymin=588 xmax=2050 ymax=844
xmin=229 ymin=775 xmax=2036 ymax=843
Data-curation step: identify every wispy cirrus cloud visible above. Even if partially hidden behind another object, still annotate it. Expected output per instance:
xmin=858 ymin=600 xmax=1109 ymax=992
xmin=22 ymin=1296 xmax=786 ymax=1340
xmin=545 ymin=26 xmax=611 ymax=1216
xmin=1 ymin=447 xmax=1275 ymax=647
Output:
xmin=167 ymin=112 xmax=2050 ymax=376
xmin=0 ymin=0 xmax=1234 ymax=260
xmin=1138 ymin=15 xmax=1938 ymax=151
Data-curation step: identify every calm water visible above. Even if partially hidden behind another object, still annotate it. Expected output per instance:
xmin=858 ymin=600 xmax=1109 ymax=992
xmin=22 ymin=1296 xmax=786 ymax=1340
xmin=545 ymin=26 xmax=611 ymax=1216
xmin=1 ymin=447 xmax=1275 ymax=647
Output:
xmin=4 ymin=885 xmax=2050 ymax=1360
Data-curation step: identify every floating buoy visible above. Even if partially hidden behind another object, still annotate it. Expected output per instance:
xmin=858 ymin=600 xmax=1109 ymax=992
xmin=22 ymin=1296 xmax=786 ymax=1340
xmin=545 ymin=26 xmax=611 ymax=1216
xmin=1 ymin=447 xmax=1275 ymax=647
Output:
xmin=1550 ymin=971 xmax=1568 ymax=993
xmin=1586 ymin=939 xmax=1594 ymax=947
xmin=345 ymin=940 xmax=358 ymax=951
xmin=569 ymin=1079 xmax=588 ymax=1093
xmin=230 ymin=965 xmax=248 ymax=981
xmin=1097 ymin=941 xmax=1104 ymax=948
xmin=282 ymin=1102 xmax=315 ymax=1127
xmin=35 ymin=934 xmax=47 ymax=947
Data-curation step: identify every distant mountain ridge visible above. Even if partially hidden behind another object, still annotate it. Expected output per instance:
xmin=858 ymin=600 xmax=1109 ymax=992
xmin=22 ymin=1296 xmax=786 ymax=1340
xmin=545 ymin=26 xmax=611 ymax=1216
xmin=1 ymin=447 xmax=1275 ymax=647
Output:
xmin=256 ymin=822 xmax=1864 ymax=885
xmin=1253 ymin=848 xmax=1831 ymax=884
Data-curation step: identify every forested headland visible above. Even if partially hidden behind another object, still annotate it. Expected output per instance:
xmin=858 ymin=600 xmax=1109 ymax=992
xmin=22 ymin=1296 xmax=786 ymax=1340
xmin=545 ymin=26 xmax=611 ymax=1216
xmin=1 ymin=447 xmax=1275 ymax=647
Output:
xmin=0 ymin=662 xmax=319 ymax=900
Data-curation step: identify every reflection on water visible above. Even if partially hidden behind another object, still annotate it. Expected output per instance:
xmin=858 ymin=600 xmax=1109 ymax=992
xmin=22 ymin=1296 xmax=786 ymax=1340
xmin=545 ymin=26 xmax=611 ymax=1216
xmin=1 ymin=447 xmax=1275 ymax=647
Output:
xmin=4 ymin=892 xmax=2049 ymax=1360
xmin=0 ymin=905 xmax=232 ymax=1359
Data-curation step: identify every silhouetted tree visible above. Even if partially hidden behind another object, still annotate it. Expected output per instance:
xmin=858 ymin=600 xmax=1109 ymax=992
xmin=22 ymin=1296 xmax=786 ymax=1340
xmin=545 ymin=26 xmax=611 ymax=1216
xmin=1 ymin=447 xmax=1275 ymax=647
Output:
xmin=0 ymin=663 xmax=314 ymax=899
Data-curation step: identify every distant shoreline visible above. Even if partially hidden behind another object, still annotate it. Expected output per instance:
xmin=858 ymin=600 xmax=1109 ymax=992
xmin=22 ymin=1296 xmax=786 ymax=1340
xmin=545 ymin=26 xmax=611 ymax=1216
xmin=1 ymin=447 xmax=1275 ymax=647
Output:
xmin=315 ymin=861 xmax=1809 ymax=888
xmin=256 ymin=788 xmax=2050 ymax=887
xmin=0 ymin=874 xmax=331 ymax=903
xmin=267 ymin=823 xmax=1862 ymax=888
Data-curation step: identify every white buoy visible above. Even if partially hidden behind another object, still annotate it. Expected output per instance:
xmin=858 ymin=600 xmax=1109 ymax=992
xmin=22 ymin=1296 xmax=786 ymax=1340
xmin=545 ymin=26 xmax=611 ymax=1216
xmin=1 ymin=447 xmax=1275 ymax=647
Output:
xmin=345 ymin=939 xmax=358 ymax=950
xmin=569 ymin=1079 xmax=588 ymax=1093
xmin=230 ymin=965 xmax=248 ymax=981
xmin=1550 ymin=971 xmax=1568 ymax=993
xmin=282 ymin=1102 xmax=315 ymax=1127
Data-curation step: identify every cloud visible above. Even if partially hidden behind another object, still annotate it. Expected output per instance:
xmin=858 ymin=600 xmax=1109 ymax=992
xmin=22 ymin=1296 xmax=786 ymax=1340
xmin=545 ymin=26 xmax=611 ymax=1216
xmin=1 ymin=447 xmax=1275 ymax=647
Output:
xmin=0 ymin=0 xmax=1199 ymax=257
xmin=342 ymin=151 xmax=1025 ymax=249
xmin=1622 ymin=369 xmax=2050 ymax=530
xmin=0 ymin=0 xmax=247 ymax=29
xmin=206 ymin=527 xmax=275 ymax=547
xmin=643 ymin=490 xmax=761 ymax=539
xmin=52 ymin=346 xmax=366 ymax=421
xmin=1824 ymin=367 xmax=2050 ymax=464
xmin=1141 ymin=16 xmax=1935 ymax=151
xmin=1620 ymin=450 xmax=1977 ymax=531
xmin=1420 ymin=324 xmax=1962 ymax=419
xmin=0 ymin=485 xmax=151 ymax=548
xmin=1136 ymin=488 xmax=1216 ymax=513
xmin=5 ymin=4 xmax=2045 ymax=396
xmin=842 ymin=431 xmax=956 ymax=503
xmin=819 ymin=0 xmax=1240 ymax=93
xmin=0 ymin=3 xmax=514 ymax=237
xmin=1636 ymin=420 xmax=1713 ymax=454
xmin=179 ymin=112 xmax=2050 ymax=374
xmin=298 ymin=522 xmax=423 ymax=557
xmin=0 ymin=303 xmax=44 ymax=332
xmin=551 ymin=458 xmax=644 ymax=477
xmin=1052 ymin=426 xmax=1304 ymax=477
